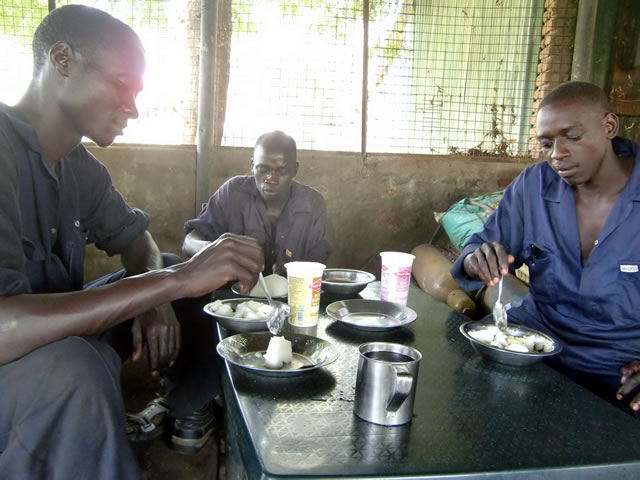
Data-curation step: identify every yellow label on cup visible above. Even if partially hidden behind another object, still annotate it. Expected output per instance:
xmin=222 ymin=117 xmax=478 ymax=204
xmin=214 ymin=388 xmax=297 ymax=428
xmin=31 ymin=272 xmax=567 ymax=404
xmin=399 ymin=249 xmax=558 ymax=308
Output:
xmin=288 ymin=275 xmax=322 ymax=327
xmin=284 ymin=261 xmax=326 ymax=328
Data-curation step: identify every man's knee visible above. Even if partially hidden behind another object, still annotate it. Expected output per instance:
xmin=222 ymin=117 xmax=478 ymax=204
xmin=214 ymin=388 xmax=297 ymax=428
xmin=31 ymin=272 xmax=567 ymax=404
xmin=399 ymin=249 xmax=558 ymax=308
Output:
xmin=2 ymin=337 xmax=123 ymax=413
xmin=0 ymin=337 xmax=142 ymax=480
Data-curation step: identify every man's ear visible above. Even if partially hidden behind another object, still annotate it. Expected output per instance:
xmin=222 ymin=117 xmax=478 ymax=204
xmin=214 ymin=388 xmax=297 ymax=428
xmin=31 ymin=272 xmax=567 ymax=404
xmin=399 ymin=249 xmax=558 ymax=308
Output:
xmin=604 ymin=112 xmax=619 ymax=140
xmin=293 ymin=162 xmax=299 ymax=177
xmin=250 ymin=158 xmax=254 ymax=171
xmin=49 ymin=41 xmax=73 ymax=77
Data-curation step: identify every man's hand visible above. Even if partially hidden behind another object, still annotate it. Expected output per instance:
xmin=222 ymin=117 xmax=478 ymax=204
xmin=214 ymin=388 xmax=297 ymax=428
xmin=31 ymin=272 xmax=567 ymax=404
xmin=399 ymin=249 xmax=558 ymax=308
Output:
xmin=616 ymin=360 xmax=640 ymax=411
xmin=463 ymin=241 xmax=515 ymax=287
xmin=131 ymin=302 xmax=181 ymax=375
xmin=178 ymin=233 xmax=264 ymax=297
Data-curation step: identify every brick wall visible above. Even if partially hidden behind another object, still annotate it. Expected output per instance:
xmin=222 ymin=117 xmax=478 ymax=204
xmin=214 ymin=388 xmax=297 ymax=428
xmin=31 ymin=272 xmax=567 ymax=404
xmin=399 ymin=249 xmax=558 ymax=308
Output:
xmin=528 ymin=0 xmax=579 ymax=155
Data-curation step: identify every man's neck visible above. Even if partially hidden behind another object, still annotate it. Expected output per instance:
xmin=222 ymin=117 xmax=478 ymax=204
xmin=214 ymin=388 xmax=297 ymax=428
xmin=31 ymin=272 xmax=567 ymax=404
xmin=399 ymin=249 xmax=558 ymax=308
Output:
xmin=15 ymin=84 xmax=81 ymax=167
xmin=575 ymin=151 xmax=634 ymax=198
xmin=264 ymin=195 xmax=290 ymax=223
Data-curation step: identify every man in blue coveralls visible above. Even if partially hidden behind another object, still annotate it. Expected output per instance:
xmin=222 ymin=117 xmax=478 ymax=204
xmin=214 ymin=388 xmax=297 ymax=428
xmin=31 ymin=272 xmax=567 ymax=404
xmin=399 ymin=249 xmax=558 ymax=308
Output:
xmin=0 ymin=5 xmax=263 ymax=479
xmin=451 ymin=81 xmax=640 ymax=415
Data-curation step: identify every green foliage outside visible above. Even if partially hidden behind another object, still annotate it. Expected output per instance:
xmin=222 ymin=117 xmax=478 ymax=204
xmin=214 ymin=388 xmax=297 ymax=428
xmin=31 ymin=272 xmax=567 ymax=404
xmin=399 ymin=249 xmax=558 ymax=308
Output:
xmin=231 ymin=0 xmax=411 ymax=69
xmin=0 ymin=0 xmax=49 ymax=46
xmin=1 ymin=0 xmax=171 ymax=44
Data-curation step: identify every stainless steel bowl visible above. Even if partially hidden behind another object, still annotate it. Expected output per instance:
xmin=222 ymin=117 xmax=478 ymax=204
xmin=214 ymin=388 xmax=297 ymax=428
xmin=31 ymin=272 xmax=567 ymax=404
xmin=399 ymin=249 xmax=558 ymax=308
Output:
xmin=217 ymin=331 xmax=340 ymax=376
xmin=459 ymin=320 xmax=563 ymax=367
xmin=326 ymin=299 xmax=417 ymax=331
xmin=203 ymin=298 xmax=287 ymax=333
xmin=322 ymin=268 xmax=376 ymax=295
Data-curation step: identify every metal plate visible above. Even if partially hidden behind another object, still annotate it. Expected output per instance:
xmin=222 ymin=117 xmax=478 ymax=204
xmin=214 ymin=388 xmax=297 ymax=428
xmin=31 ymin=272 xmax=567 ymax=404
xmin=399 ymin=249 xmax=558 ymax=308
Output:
xmin=217 ymin=331 xmax=340 ymax=376
xmin=321 ymin=268 xmax=376 ymax=295
xmin=231 ymin=281 xmax=287 ymax=301
xmin=326 ymin=299 xmax=417 ymax=331
xmin=204 ymin=298 xmax=287 ymax=333
xmin=459 ymin=320 xmax=563 ymax=367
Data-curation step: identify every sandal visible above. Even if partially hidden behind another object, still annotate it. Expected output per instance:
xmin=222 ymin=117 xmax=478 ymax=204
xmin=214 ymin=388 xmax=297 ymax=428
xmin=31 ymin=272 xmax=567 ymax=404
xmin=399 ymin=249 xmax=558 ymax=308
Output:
xmin=126 ymin=395 xmax=171 ymax=443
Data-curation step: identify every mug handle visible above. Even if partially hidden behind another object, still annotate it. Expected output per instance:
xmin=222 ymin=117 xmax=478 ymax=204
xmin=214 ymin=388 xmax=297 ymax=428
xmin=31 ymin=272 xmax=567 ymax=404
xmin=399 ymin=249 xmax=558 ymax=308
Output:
xmin=385 ymin=364 xmax=413 ymax=414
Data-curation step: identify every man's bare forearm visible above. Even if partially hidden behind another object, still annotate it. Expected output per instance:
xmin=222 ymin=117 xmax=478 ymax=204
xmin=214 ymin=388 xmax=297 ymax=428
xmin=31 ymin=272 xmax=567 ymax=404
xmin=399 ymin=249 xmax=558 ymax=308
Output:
xmin=121 ymin=230 xmax=163 ymax=274
xmin=0 ymin=265 xmax=185 ymax=365
xmin=182 ymin=230 xmax=211 ymax=259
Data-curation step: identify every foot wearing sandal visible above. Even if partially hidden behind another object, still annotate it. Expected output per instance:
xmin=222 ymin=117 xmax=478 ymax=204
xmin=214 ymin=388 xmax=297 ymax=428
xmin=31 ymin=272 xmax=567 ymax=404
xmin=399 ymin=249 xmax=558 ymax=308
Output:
xmin=169 ymin=399 xmax=219 ymax=455
xmin=126 ymin=395 xmax=170 ymax=443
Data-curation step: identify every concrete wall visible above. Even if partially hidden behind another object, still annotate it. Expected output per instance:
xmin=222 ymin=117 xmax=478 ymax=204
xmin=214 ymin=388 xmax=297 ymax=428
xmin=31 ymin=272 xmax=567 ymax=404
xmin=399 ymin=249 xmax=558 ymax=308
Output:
xmin=85 ymin=144 xmax=532 ymax=281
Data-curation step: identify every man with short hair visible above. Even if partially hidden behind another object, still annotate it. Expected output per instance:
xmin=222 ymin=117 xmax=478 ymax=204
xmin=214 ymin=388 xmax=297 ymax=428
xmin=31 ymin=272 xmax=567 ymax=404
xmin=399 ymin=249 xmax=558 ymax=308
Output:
xmin=183 ymin=130 xmax=331 ymax=273
xmin=0 ymin=5 xmax=263 ymax=478
xmin=451 ymin=81 xmax=640 ymax=414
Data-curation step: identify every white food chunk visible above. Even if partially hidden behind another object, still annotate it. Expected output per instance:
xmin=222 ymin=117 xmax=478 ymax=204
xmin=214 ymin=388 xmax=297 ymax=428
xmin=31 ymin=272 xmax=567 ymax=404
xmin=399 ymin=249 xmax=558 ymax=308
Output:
xmin=209 ymin=300 xmax=276 ymax=320
xmin=246 ymin=300 xmax=272 ymax=316
xmin=209 ymin=299 xmax=224 ymax=312
xmin=505 ymin=343 xmax=530 ymax=353
xmin=468 ymin=325 xmax=554 ymax=354
xmin=249 ymin=274 xmax=288 ymax=297
xmin=492 ymin=330 xmax=508 ymax=348
xmin=520 ymin=335 xmax=536 ymax=352
xmin=234 ymin=302 xmax=251 ymax=319
xmin=209 ymin=300 xmax=235 ymax=317
xmin=263 ymin=336 xmax=292 ymax=369
xmin=468 ymin=327 xmax=497 ymax=344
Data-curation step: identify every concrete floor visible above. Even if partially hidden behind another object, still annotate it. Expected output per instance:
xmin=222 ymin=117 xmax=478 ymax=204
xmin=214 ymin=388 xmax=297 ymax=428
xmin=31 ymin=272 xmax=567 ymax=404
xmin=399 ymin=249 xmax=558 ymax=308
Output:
xmin=121 ymin=359 xmax=225 ymax=480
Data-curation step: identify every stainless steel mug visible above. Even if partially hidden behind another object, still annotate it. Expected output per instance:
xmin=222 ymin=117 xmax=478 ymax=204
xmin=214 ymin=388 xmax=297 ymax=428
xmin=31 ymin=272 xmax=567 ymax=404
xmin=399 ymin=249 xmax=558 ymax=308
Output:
xmin=354 ymin=342 xmax=422 ymax=426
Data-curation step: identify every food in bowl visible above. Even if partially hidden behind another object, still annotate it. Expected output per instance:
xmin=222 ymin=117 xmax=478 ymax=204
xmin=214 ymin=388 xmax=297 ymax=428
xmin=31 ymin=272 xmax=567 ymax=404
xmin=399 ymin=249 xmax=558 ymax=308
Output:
xmin=263 ymin=336 xmax=293 ymax=369
xmin=208 ymin=299 xmax=272 ymax=319
xmin=248 ymin=274 xmax=288 ymax=297
xmin=321 ymin=269 xmax=376 ymax=295
xmin=467 ymin=324 xmax=554 ymax=354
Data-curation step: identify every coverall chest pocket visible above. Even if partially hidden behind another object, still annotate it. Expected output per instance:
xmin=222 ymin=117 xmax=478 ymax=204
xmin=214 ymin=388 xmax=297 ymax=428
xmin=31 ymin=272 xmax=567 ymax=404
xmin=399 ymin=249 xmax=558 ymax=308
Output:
xmin=523 ymin=243 xmax=557 ymax=301
xmin=613 ymin=261 xmax=640 ymax=322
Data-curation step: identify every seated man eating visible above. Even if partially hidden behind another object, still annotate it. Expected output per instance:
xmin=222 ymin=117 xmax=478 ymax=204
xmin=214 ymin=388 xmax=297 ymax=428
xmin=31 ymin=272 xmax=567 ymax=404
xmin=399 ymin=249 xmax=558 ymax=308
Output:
xmin=183 ymin=130 xmax=332 ymax=274
xmin=451 ymin=81 xmax=640 ymax=415
xmin=0 ymin=5 xmax=264 ymax=479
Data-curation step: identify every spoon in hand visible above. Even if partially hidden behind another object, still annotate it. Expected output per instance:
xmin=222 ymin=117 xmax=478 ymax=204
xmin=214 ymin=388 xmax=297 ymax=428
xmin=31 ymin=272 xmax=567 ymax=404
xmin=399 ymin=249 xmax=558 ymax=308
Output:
xmin=493 ymin=275 xmax=508 ymax=332
xmin=258 ymin=273 xmax=289 ymax=336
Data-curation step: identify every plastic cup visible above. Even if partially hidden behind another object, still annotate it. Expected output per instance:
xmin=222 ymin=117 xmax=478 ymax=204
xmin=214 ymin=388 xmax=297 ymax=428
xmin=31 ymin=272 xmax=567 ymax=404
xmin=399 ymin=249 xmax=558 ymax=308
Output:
xmin=284 ymin=261 xmax=326 ymax=327
xmin=379 ymin=252 xmax=415 ymax=305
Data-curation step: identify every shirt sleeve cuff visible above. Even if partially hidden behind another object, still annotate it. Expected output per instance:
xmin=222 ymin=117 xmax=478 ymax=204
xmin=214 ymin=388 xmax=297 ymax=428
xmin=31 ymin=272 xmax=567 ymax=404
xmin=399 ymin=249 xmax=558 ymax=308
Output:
xmin=450 ymin=247 xmax=485 ymax=292
xmin=97 ymin=208 xmax=150 ymax=257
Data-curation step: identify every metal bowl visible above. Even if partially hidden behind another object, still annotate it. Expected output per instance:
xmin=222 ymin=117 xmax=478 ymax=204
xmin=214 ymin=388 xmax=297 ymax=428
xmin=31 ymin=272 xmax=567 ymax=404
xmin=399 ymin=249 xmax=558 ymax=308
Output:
xmin=322 ymin=268 xmax=376 ymax=295
xmin=459 ymin=320 xmax=563 ymax=367
xmin=217 ymin=331 xmax=340 ymax=376
xmin=203 ymin=298 xmax=287 ymax=333
xmin=326 ymin=299 xmax=417 ymax=331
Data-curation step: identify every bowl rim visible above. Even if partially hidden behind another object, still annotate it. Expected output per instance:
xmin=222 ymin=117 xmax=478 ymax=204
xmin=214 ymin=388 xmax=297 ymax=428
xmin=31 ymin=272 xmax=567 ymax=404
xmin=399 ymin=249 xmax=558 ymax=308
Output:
xmin=459 ymin=320 xmax=563 ymax=358
xmin=216 ymin=331 xmax=340 ymax=376
xmin=203 ymin=297 xmax=287 ymax=322
xmin=326 ymin=298 xmax=417 ymax=331
xmin=321 ymin=268 xmax=376 ymax=285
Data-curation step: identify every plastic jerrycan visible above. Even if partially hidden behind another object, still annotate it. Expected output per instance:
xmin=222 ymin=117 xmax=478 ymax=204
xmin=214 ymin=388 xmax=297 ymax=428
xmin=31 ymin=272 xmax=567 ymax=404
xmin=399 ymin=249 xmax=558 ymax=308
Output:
xmin=410 ymin=243 xmax=476 ymax=317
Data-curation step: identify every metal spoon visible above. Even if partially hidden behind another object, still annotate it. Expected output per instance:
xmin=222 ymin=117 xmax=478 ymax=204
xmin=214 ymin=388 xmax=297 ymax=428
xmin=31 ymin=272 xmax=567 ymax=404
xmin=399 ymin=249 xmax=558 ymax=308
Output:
xmin=493 ymin=275 xmax=508 ymax=332
xmin=258 ymin=273 xmax=289 ymax=335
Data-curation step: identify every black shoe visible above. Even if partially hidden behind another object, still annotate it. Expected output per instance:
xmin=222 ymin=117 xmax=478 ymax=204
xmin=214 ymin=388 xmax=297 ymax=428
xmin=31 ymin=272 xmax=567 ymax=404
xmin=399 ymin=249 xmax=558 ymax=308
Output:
xmin=169 ymin=400 xmax=217 ymax=455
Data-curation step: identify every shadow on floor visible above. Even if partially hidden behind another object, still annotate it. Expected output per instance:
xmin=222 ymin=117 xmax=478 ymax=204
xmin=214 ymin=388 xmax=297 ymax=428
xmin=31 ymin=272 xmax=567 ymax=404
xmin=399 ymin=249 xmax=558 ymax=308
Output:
xmin=121 ymin=358 xmax=225 ymax=480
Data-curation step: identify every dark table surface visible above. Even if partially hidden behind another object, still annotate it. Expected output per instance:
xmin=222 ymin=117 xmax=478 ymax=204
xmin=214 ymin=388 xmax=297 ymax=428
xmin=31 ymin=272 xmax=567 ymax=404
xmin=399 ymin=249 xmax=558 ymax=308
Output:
xmin=217 ymin=284 xmax=640 ymax=480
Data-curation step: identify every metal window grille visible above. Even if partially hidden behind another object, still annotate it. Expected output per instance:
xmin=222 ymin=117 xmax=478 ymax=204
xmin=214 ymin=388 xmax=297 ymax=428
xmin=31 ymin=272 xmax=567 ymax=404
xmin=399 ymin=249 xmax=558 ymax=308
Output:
xmin=222 ymin=0 xmax=554 ymax=155
xmin=0 ymin=0 xmax=578 ymax=155
xmin=221 ymin=0 xmax=363 ymax=151
xmin=0 ymin=0 xmax=201 ymax=145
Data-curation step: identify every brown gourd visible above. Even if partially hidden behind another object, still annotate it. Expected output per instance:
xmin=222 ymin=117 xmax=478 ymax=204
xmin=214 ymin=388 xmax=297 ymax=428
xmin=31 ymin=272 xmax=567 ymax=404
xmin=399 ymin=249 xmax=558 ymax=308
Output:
xmin=410 ymin=243 xmax=476 ymax=317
